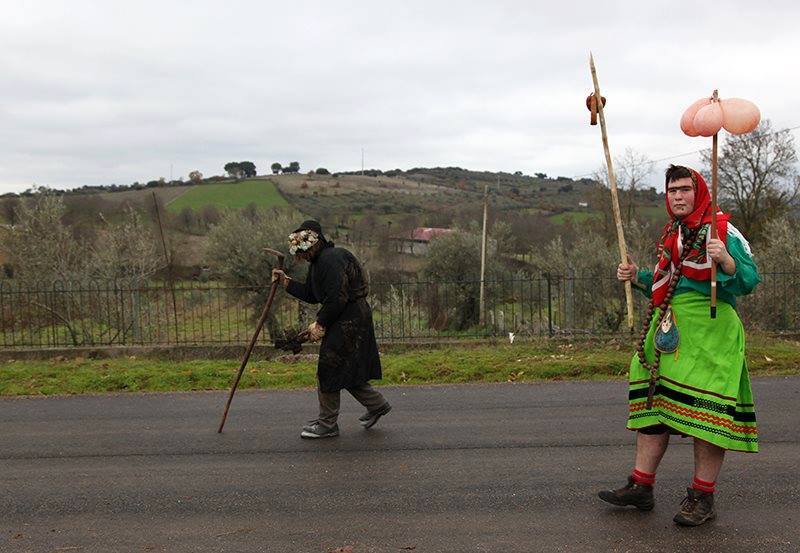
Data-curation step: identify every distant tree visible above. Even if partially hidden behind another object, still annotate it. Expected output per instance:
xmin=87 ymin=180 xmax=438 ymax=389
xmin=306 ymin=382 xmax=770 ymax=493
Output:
xmin=206 ymin=207 xmax=299 ymax=338
xmin=513 ymin=171 xmax=523 ymax=176
xmin=0 ymin=190 xmax=161 ymax=344
xmin=616 ymin=148 xmax=653 ymax=223
xmin=701 ymin=119 xmax=799 ymax=242
xmin=188 ymin=170 xmax=203 ymax=184
xmin=316 ymin=167 xmax=330 ymax=175
xmin=529 ymin=233 xmax=626 ymax=331
xmin=200 ymin=205 xmax=222 ymax=229
xmin=271 ymin=162 xmax=282 ymax=174
xmin=534 ymin=172 xmax=548 ymax=179
xmin=90 ymin=206 xmax=160 ymax=282
xmin=224 ymin=162 xmax=242 ymax=179
xmin=0 ymin=196 xmax=20 ymax=225
xmin=2 ymin=189 xmax=85 ymax=284
xmin=422 ymin=227 xmax=504 ymax=330
xmin=178 ymin=207 xmax=200 ymax=233
xmin=288 ymin=161 xmax=300 ymax=173
xmin=238 ymin=161 xmax=257 ymax=178
xmin=595 ymin=148 xmax=653 ymax=224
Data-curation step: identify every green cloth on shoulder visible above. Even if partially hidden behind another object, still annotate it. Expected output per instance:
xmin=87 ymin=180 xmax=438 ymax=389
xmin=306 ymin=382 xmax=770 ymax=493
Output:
xmin=633 ymin=229 xmax=760 ymax=307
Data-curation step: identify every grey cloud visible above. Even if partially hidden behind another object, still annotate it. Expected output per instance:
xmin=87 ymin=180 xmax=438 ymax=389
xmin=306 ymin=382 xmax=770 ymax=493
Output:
xmin=1 ymin=0 xmax=799 ymax=191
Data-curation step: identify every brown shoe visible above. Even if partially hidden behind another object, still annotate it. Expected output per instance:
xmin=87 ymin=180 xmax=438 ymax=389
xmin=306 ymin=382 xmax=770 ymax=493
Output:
xmin=673 ymin=488 xmax=716 ymax=526
xmin=598 ymin=476 xmax=655 ymax=511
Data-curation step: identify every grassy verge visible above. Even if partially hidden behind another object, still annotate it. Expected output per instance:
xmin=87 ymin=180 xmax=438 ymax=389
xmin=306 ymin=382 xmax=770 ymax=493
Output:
xmin=1 ymin=335 xmax=798 ymax=396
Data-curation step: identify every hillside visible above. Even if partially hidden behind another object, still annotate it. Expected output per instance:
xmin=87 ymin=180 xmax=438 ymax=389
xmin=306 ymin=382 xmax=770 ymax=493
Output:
xmin=0 ymin=169 xmax=665 ymax=274
xmin=1 ymin=168 xmax=663 ymax=225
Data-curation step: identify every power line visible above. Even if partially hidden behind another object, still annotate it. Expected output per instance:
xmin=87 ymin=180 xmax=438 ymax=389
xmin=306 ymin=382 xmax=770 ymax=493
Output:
xmin=572 ymin=124 xmax=800 ymax=180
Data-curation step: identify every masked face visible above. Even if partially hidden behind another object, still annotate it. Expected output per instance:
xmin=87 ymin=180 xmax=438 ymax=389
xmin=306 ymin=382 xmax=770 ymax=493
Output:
xmin=667 ymin=177 xmax=696 ymax=219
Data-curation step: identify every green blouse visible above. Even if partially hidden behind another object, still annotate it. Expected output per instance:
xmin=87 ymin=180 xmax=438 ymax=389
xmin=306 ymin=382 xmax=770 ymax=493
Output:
xmin=633 ymin=231 xmax=760 ymax=308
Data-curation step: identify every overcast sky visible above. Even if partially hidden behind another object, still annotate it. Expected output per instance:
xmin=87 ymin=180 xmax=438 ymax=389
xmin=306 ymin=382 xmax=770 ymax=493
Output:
xmin=2 ymin=1 xmax=798 ymax=194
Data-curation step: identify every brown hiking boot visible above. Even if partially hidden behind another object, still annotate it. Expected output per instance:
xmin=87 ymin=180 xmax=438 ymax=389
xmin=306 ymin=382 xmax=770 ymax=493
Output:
xmin=673 ymin=488 xmax=715 ymax=526
xmin=598 ymin=476 xmax=655 ymax=511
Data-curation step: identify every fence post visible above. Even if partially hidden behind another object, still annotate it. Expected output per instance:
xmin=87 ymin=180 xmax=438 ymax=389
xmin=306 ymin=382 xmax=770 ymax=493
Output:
xmin=565 ymin=268 xmax=575 ymax=332
xmin=130 ymin=280 xmax=142 ymax=344
xmin=546 ymin=272 xmax=554 ymax=337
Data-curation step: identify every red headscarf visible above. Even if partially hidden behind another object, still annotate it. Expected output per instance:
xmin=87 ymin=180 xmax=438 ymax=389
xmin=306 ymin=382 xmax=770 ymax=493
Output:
xmin=651 ymin=170 xmax=729 ymax=306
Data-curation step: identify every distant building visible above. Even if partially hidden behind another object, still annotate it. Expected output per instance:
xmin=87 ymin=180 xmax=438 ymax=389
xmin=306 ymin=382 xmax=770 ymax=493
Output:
xmin=394 ymin=227 xmax=452 ymax=255
xmin=578 ymin=202 xmax=589 ymax=208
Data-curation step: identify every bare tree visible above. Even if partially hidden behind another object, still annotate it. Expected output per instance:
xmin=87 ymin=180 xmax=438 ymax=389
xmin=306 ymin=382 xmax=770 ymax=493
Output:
xmin=0 ymin=196 xmax=20 ymax=225
xmin=702 ymin=119 xmax=799 ymax=242
xmin=594 ymin=148 xmax=654 ymax=224
xmin=617 ymin=148 xmax=654 ymax=223
xmin=90 ymin=206 xmax=161 ymax=282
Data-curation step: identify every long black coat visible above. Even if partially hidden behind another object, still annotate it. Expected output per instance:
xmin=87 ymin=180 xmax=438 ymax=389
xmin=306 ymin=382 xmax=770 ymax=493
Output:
xmin=286 ymin=245 xmax=382 ymax=392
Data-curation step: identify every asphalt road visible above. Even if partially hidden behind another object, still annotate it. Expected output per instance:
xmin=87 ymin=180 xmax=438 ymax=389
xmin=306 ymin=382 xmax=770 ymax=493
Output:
xmin=1 ymin=377 xmax=798 ymax=553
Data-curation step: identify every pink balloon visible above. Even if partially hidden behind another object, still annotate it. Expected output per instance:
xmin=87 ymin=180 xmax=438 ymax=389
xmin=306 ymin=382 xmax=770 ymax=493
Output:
xmin=721 ymin=98 xmax=760 ymax=134
xmin=693 ymin=102 xmax=724 ymax=137
xmin=680 ymin=97 xmax=711 ymax=137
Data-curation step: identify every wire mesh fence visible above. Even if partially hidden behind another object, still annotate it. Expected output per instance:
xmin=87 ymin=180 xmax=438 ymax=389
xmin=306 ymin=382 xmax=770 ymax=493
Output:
xmin=0 ymin=271 xmax=797 ymax=349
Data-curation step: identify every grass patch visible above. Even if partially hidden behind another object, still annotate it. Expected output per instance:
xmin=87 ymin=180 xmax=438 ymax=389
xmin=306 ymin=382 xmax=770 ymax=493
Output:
xmin=167 ymin=179 xmax=287 ymax=212
xmin=1 ymin=334 xmax=798 ymax=396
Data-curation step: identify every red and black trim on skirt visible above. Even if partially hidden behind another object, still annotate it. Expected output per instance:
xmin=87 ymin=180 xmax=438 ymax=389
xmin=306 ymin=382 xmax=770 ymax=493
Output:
xmin=629 ymin=407 xmax=758 ymax=445
xmin=629 ymin=383 xmax=756 ymax=423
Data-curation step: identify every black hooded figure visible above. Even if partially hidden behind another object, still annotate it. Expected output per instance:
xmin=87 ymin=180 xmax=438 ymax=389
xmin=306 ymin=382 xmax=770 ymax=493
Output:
xmin=274 ymin=220 xmax=391 ymax=438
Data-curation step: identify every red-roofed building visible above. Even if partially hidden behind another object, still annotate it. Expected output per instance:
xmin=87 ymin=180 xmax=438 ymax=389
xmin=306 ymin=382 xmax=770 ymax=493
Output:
xmin=395 ymin=227 xmax=452 ymax=255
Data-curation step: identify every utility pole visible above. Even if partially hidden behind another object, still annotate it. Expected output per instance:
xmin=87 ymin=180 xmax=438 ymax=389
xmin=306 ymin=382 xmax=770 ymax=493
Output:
xmin=479 ymin=182 xmax=489 ymax=326
xmin=152 ymin=192 xmax=180 ymax=343
xmin=361 ymin=148 xmax=365 ymax=175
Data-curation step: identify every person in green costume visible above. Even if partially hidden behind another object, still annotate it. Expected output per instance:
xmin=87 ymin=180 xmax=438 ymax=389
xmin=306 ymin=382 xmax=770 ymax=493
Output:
xmin=598 ymin=165 xmax=760 ymax=526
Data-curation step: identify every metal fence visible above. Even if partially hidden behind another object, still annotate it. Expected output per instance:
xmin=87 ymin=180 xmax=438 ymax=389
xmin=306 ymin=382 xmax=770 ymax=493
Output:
xmin=0 ymin=272 xmax=797 ymax=349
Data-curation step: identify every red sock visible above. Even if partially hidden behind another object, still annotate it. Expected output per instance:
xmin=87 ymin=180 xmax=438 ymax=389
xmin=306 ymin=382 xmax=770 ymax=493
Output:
xmin=632 ymin=469 xmax=656 ymax=486
xmin=692 ymin=476 xmax=716 ymax=493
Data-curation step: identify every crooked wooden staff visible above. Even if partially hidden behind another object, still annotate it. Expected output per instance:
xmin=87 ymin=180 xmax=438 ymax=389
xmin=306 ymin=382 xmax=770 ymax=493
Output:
xmin=588 ymin=53 xmax=635 ymax=332
xmin=217 ymin=248 xmax=285 ymax=433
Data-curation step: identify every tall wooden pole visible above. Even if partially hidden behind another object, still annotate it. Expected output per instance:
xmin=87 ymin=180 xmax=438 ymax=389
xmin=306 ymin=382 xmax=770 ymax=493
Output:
xmin=152 ymin=192 xmax=180 ymax=343
xmin=479 ymin=183 xmax=489 ymax=326
xmin=589 ymin=53 xmax=634 ymax=331
xmin=710 ymin=93 xmax=719 ymax=318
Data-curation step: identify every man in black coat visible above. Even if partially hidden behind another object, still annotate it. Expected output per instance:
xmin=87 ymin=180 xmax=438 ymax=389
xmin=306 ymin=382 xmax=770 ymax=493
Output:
xmin=272 ymin=220 xmax=391 ymax=438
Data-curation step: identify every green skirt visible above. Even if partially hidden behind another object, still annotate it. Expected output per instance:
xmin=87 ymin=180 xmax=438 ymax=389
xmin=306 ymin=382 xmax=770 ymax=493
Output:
xmin=627 ymin=291 xmax=758 ymax=452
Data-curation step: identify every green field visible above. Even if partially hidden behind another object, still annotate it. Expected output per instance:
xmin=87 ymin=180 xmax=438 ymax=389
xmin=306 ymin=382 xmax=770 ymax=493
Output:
xmin=167 ymin=179 xmax=288 ymax=212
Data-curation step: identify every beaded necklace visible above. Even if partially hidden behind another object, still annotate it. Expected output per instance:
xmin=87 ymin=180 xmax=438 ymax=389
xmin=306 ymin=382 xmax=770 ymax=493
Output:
xmin=636 ymin=223 xmax=708 ymax=408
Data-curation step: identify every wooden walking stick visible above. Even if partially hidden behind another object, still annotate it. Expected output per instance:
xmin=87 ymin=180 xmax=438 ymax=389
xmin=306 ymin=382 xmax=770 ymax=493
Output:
xmin=588 ymin=53 xmax=635 ymax=332
xmin=217 ymin=248 xmax=285 ymax=433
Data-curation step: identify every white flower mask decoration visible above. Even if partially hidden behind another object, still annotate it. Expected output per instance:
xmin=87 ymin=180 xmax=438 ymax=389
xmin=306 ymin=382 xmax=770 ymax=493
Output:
xmin=288 ymin=230 xmax=320 ymax=255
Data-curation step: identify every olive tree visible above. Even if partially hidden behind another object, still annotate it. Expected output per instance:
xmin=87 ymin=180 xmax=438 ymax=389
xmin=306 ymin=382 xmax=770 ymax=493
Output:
xmin=206 ymin=207 xmax=301 ymax=337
